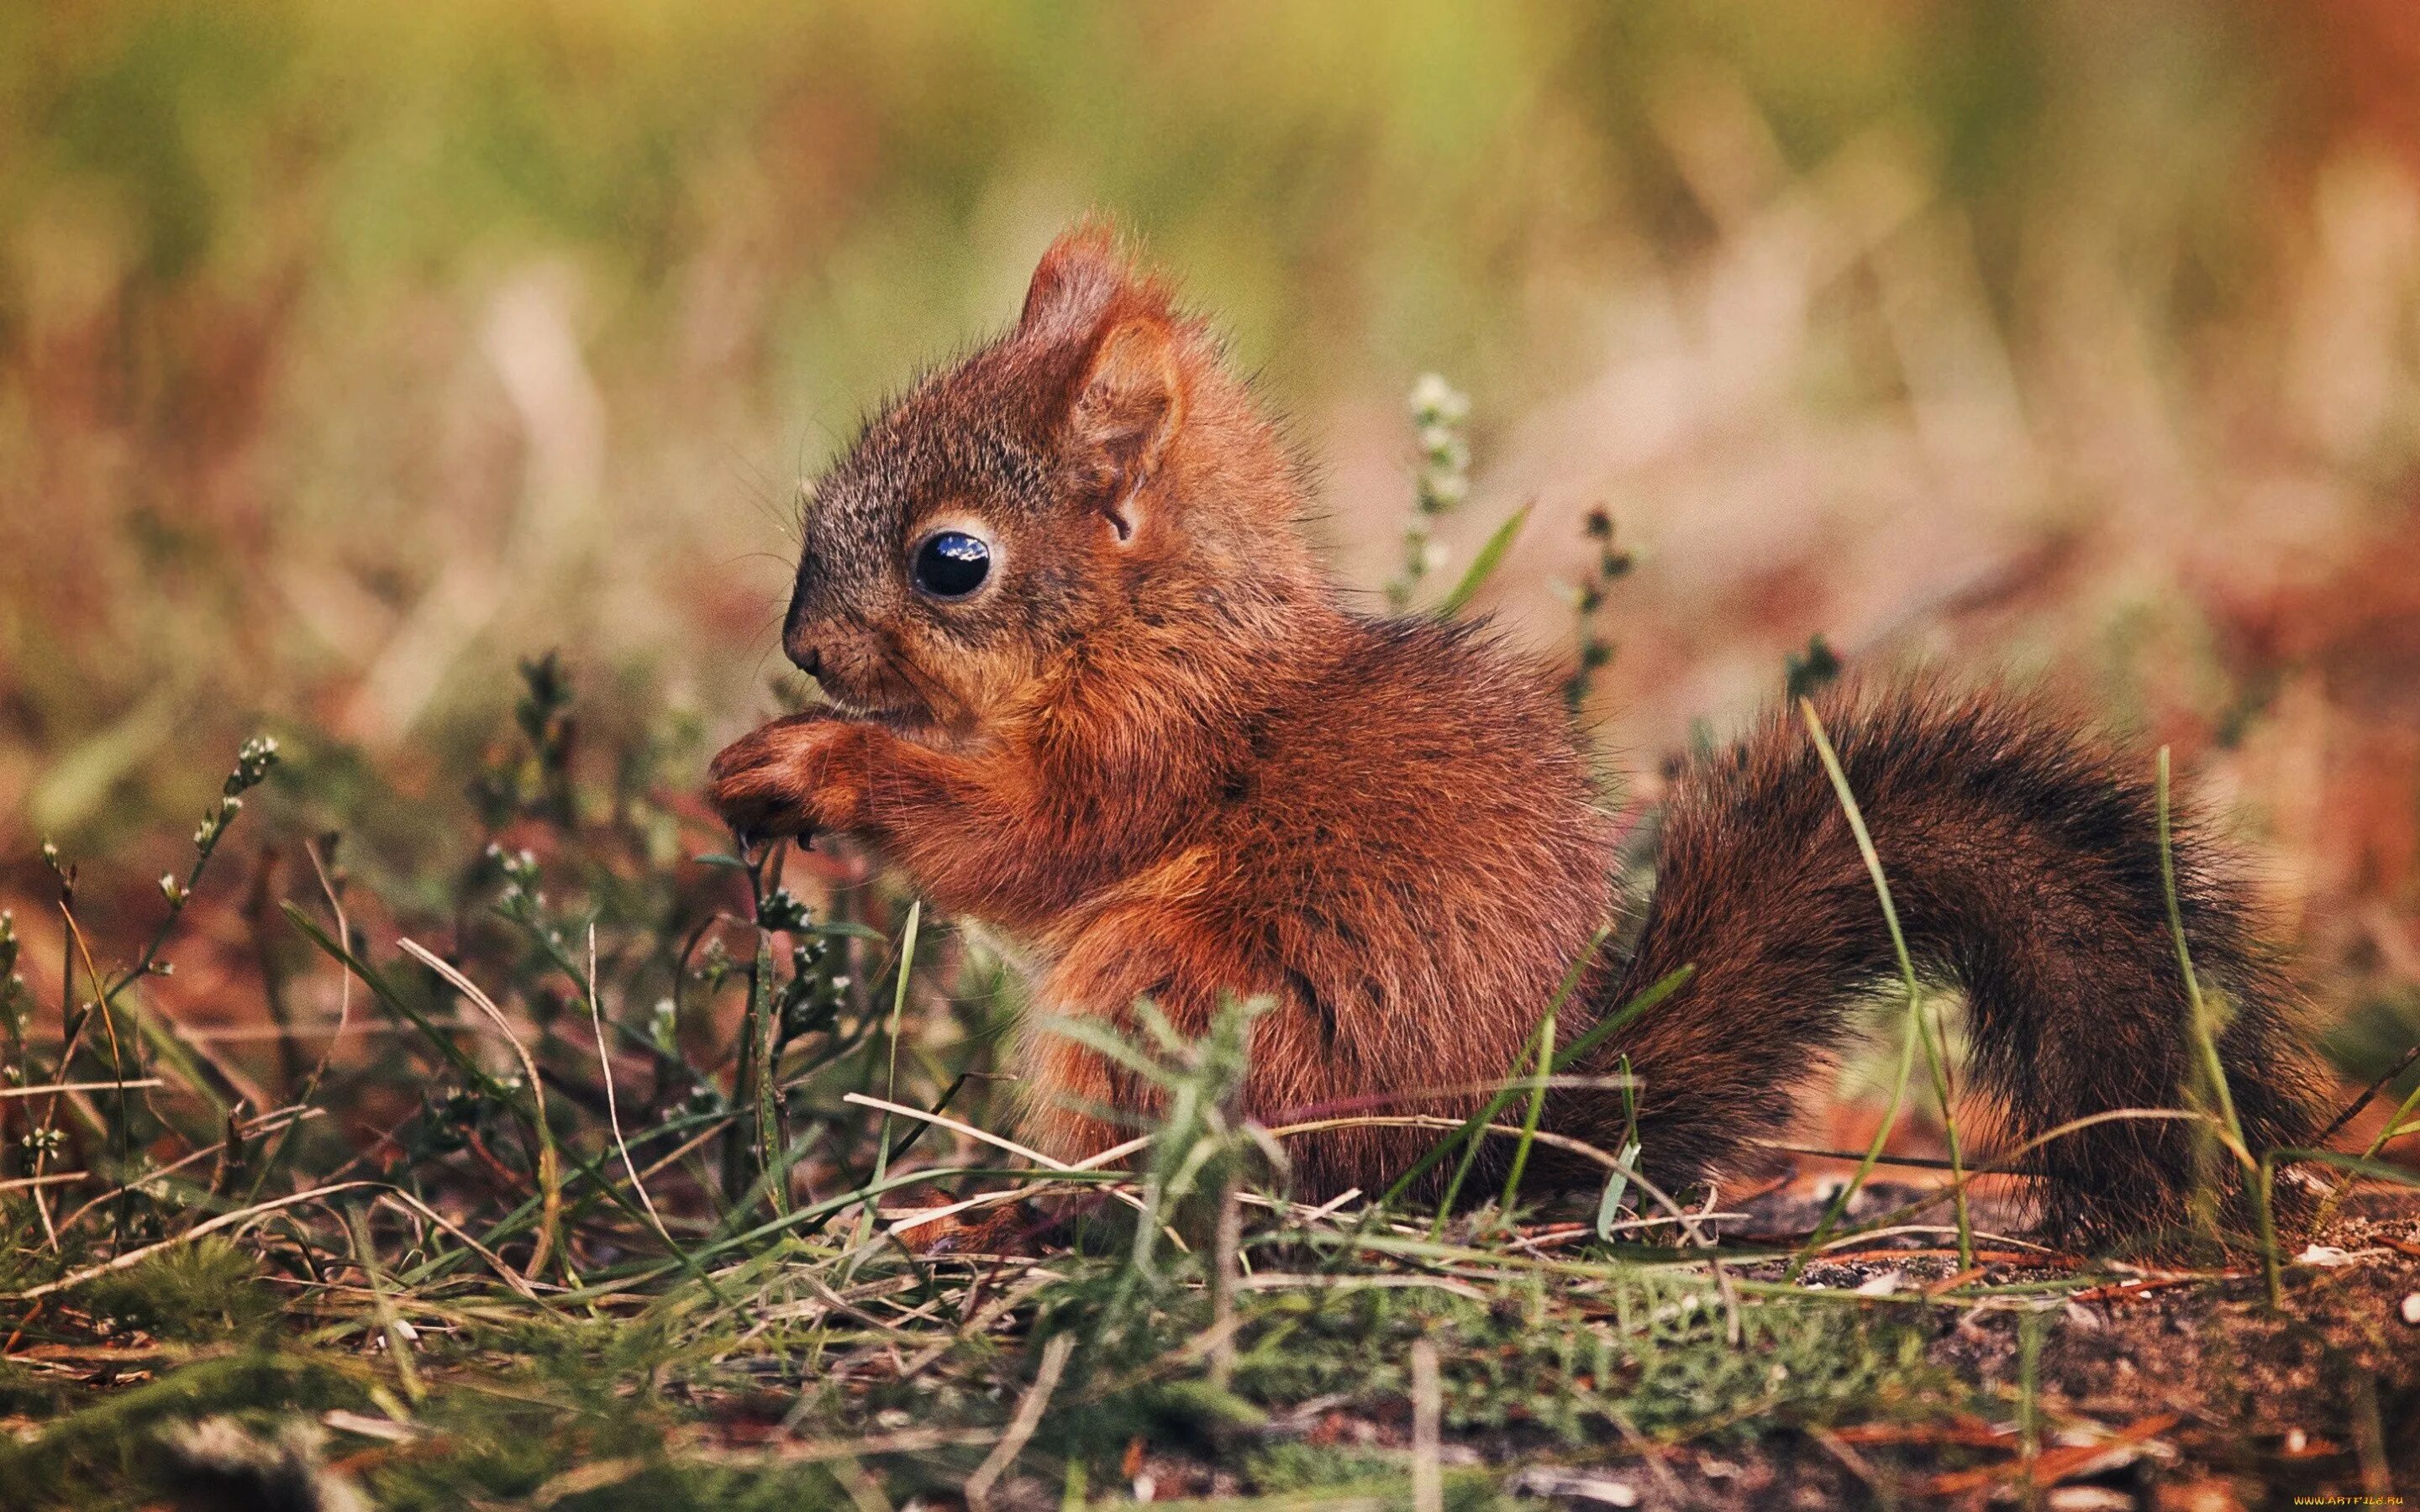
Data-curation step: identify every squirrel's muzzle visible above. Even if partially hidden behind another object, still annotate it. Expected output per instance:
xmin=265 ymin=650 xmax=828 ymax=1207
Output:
xmin=781 ymin=600 xmax=927 ymax=727
xmin=781 ymin=586 xmax=823 ymax=678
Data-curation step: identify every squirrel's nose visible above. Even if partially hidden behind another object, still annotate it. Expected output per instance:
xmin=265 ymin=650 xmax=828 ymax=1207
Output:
xmin=781 ymin=583 xmax=823 ymax=678
xmin=783 ymin=626 xmax=823 ymax=680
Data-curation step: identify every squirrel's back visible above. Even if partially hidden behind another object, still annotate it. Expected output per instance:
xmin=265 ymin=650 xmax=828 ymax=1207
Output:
xmin=1110 ymin=610 xmax=1618 ymax=1194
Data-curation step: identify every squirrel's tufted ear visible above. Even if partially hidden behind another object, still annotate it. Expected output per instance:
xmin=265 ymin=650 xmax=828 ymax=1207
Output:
xmin=1065 ymin=316 xmax=1185 ymax=541
xmin=1019 ymin=222 xmax=1145 ymax=340
xmin=1020 ymin=225 xmax=1188 ymax=541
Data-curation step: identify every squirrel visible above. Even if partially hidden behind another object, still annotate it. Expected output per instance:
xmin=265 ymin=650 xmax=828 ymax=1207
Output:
xmin=708 ymin=224 xmax=2326 ymax=1250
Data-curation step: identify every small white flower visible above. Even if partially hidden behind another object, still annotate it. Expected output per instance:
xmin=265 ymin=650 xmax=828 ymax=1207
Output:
xmin=1408 ymin=371 xmax=1469 ymax=423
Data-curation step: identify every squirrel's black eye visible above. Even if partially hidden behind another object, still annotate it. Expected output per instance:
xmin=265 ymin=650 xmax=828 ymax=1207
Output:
xmin=912 ymin=530 xmax=992 ymax=599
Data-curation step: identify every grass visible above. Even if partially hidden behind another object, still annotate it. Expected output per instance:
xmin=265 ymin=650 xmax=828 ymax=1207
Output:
xmin=2 ymin=492 xmax=2416 ymax=1506
xmin=0 ymin=355 xmax=2415 ymax=1508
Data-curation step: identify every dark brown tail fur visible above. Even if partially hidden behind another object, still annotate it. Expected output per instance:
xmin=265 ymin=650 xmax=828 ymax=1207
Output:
xmin=1572 ymin=681 xmax=2327 ymax=1249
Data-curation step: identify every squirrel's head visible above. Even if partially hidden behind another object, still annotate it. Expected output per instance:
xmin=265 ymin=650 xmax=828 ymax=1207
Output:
xmin=780 ymin=224 xmax=1318 ymax=742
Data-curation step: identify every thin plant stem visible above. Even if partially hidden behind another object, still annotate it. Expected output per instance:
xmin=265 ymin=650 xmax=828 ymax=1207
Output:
xmin=1796 ymin=699 xmax=1971 ymax=1270
xmin=1425 ymin=928 xmax=1610 ymax=1235
xmin=2314 ymin=1053 xmax=2420 ymax=1231
xmin=848 ymin=900 xmax=922 ymax=1263
xmin=397 ymin=939 xmax=568 ymax=1285
xmin=587 ymin=923 xmax=681 ymax=1258
xmin=2154 ymin=748 xmax=2273 ymax=1300
xmin=1500 ymin=998 xmax=1556 ymax=1210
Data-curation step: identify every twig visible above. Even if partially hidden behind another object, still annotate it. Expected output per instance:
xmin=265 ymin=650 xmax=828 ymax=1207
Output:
xmin=1810 ymin=1427 xmax=1890 ymax=1502
xmin=2317 ymin=1038 xmax=2420 ymax=1147
xmin=1925 ymin=1412 xmax=2177 ymax=1497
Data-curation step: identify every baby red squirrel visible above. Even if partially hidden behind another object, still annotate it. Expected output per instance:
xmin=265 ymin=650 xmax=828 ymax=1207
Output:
xmin=709 ymin=224 xmax=2323 ymax=1248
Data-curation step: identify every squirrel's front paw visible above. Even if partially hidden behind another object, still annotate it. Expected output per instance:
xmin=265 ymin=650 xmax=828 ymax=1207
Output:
xmin=708 ymin=712 xmax=874 ymax=840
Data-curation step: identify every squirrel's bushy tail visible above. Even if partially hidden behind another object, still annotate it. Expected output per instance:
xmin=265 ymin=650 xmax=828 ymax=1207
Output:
xmin=1575 ymin=682 xmax=2325 ymax=1248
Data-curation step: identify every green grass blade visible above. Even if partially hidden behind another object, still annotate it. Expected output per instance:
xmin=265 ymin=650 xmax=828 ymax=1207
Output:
xmin=1796 ymin=697 xmax=1972 ymax=1270
xmin=1435 ymin=504 xmax=1530 ymax=617
xmin=1384 ymin=927 xmax=1614 ymax=1221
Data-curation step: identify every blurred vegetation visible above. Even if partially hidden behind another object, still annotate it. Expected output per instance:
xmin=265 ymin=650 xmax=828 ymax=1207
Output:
xmin=9 ymin=0 xmax=2418 ymax=1070
xmin=0 ymin=1 xmax=2397 ymax=832
xmin=4 ymin=5 xmax=2420 ymax=1501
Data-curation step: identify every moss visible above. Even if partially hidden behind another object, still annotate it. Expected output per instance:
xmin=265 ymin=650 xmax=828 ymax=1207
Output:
xmin=71 ymin=1239 xmax=278 ymax=1345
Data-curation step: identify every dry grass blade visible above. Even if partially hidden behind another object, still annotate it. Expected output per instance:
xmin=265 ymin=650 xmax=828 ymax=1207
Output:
xmin=56 ymin=1105 xmax=324 ymax=1235
xmin=397 ymin=938 xmax=565 ymax=1282
xmin=6 ymin=1179 xmax=387 ymax=1300
xmin=844 ymin=1090 xmax=1067 ymax=1172
xmin=1238 ymin=1273 xmax=1491 ymax=1301
xmin=1410 ymin=1337 xmax=1443 ymax=1512
xmin=0 ymin=1079 xmax=167 ymax=1100
xmin=0 ymin=1171 xmax=92 ymax=1191
xmin=962 ymin=1331 xmax=1073 ymax=1512
xmin=292 ymin=835 xmax=357 ymax=1097
xmin=585 ymin=922 xmax=676 ymax=1254
xmin=1924 ymin=1412 xmax=2179 ymax=1496
xmin=346 ymin=1203 xmax=425 ymax=1404
xmin=1266 ymin=1110 xmax=1717 ymax=1244
xmin=844 ymin=1092 xmax=1165 ymax=1240
xmin=678 ymin=1427 xmax=1004 ymax=1467
xmin=12 ymin=39 xmax=2420 ymax=1505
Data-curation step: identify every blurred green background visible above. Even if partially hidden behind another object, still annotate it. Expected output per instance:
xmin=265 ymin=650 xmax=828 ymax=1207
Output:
xmin=4 ymin=1 xmax=2419 ymax=1056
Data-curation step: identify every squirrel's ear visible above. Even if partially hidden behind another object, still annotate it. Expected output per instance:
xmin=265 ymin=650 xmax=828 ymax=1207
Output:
xmin=1019 ymin=223 xmax=1133 ymax=340
xmin=1018 ymin=224 xmax=1189 ymax=540
xmin=1066 ymin=315 xmax=1185 ymax=542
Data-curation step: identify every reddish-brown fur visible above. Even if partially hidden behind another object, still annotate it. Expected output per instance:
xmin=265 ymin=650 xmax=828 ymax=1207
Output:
xmin=710 ymin=226 xmax=2324 ymax=1249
